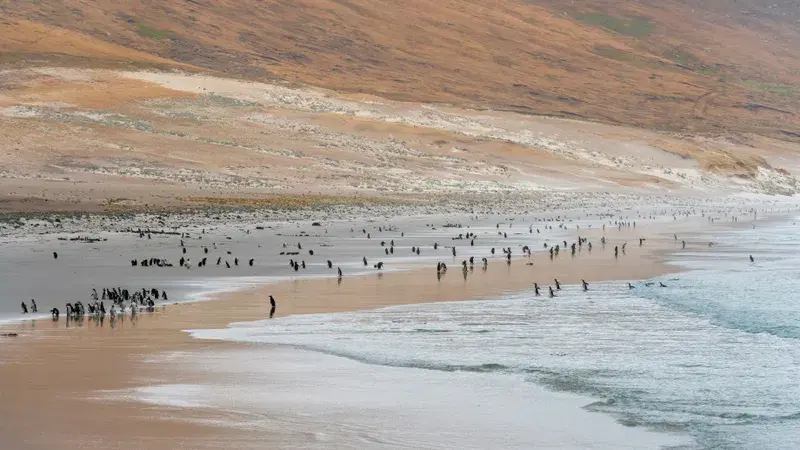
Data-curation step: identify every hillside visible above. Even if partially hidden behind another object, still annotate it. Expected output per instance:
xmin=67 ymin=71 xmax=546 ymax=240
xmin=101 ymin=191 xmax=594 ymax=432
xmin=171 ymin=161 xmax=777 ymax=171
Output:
xmin=2 ymin=0 xmax=800 ymax=139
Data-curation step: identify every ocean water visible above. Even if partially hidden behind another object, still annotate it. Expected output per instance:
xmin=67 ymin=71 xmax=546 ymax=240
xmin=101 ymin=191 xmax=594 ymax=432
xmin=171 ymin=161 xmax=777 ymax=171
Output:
xmin=188 ymin=218 xmax=800 ymax=449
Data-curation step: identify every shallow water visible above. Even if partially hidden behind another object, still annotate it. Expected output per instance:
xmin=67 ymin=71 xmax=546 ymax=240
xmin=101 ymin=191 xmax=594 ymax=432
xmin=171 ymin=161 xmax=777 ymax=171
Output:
xmin=188 ymin=217 xmax=800 ymax=449
xmin=120 ymin=346 xmax=691 ymax=449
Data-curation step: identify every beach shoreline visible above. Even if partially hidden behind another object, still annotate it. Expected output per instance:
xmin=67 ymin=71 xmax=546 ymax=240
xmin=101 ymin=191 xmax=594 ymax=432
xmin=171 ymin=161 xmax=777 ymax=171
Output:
xmin=1 ymin=203 xmax=796 ymax=449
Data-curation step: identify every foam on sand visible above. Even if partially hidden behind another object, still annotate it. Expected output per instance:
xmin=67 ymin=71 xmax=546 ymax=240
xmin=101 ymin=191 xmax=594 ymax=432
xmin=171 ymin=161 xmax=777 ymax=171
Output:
xmin=106 ymin=347 xmax=690 ymax=449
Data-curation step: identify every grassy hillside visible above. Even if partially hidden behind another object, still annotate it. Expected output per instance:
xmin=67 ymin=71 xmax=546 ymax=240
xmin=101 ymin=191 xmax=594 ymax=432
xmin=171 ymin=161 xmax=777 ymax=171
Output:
xmin=2 ymin=0 xmax=800 ymax=138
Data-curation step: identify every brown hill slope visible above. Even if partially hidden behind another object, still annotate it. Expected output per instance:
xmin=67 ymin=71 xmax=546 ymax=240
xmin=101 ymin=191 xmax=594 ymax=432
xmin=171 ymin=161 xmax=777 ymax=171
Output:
xmin=2 ymin=0 xmax=800 ymax=138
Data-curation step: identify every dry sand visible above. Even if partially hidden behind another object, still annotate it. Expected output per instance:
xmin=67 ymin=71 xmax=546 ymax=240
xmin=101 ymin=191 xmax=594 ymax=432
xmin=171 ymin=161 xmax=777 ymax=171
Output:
xmin=0 ymin=221 xmax=679 ymax=449
xmin=2 ymin=67 xmax=799 ymax=214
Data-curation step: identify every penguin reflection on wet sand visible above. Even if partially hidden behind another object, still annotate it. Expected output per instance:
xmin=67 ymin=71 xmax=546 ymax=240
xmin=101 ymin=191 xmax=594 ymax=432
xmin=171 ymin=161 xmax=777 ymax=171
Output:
xmin=269 ymin=295 xmax=277 ymax=318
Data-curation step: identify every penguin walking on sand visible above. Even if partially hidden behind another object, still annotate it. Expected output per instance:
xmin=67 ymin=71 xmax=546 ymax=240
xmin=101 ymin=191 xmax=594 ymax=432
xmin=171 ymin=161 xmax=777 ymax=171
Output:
xmin=554 ymin=278 xmax=561 ymax=290
xmin=582 ymin=280 xmax=589 ymax=291
xmin=534 ymin=283 xmax=540 ymax=296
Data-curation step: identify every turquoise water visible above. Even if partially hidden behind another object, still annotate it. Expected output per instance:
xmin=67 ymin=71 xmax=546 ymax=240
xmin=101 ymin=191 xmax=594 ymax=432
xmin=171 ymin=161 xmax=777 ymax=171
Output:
xmin=190 ymin=219 xmax=800 ymax=449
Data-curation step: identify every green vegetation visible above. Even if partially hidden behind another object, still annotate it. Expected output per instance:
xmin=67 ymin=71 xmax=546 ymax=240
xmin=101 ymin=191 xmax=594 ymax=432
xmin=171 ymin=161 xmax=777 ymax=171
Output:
xmin=155 ymin=129 xmax=190 ymax=138
xmin=593 ymin=45 xmax=635 ymax=62
xmin=0 ymin=51 xmax=24 ymax=61
xmin=593 ymin=45 xmax=666 ymax=71
xmin=203 ymin=93 xmax=260 ymax=107
xmin=198 ymin=136 xmax=239 ymax=147
xmin=137 ymin=23 xmax=172 ymax=40
xmin=696 ymin=66 xmax=720 ymax=76
xmin=742 ymin=80 xmax=795 ymax=97
xmin=577 ymin=13 xmax=654 ymax=37
xmin=664 ymin=47 xmax=703 ymax=66
xmin=663 ymin=47 xmax=719 ymax=75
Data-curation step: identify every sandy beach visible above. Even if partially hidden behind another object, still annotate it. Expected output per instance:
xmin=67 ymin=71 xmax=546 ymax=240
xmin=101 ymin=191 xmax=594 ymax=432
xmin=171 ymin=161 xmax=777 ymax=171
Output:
xmin=4 ymin=5 xmax=800 ymax=447
xmin=2 ymin=201 xmax=782 ymax=449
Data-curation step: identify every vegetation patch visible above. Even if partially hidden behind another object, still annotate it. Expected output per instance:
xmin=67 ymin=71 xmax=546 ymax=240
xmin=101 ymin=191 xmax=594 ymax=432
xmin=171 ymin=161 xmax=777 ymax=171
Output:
xmin=593 ymin=45 xmax=635 ymax=62
xmin=576 ymin=13 xmax=654 ymax=37
xmin=202 ymin=93 xmax=260 ymax=107
xmin=664 ymin=47 xmax=702 ymax=66
xmin=664 ymin=47 xmax=719 ymax=74
xmin=593 ymin=45 xmax=665 ymax=71
xmin=0 ymin=51 xmax=24 ymax=62
xmin=137 ymin=23 xmax=173 ymax=40
xmin=742 ymin=80 xmax=795 ymax=97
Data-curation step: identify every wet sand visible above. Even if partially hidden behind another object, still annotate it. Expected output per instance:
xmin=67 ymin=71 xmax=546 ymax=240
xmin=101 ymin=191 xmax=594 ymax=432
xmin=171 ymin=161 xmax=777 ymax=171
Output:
xmin=0 ymin=219 xmax=682 ymax=449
